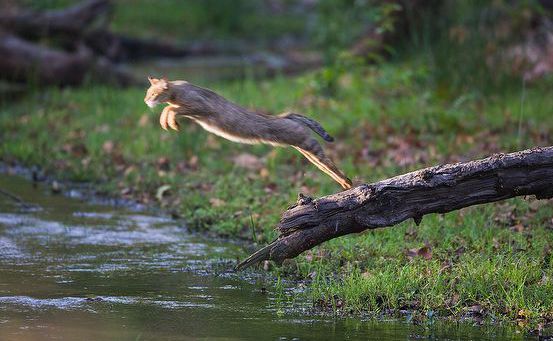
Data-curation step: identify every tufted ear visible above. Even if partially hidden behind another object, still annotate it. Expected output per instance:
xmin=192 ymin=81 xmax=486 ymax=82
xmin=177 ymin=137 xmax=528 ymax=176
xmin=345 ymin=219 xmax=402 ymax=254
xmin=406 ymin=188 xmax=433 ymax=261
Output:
xmin=148 ymin=76 xmax=158 ymax=85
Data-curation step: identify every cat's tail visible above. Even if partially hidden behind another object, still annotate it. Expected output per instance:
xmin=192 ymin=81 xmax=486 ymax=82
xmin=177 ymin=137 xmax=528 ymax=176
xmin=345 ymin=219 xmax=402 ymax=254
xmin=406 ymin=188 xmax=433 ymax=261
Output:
xmin=283 ymin=113 xmax=334 ymax=142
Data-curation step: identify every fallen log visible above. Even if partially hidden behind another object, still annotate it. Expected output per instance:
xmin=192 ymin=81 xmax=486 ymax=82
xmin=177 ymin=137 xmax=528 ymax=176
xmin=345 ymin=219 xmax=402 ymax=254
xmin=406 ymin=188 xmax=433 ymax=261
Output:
xmin=83 ymin=30 xmax=197 ymax=62
xmin=0 ymin=0 xmax=193 ymax=62
xmin=0 ymin=33 xmax=137 ymax=86
xmin=0 ymin=0 xmax=111 ymax=38
xmin=237 ymin=146 xmax=553 ymax=269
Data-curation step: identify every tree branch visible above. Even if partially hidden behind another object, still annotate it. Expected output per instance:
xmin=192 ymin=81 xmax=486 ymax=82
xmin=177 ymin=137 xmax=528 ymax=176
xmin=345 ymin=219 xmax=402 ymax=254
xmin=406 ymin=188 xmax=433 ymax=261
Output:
xmin=237 ymin=146 xmax=553 ymax=269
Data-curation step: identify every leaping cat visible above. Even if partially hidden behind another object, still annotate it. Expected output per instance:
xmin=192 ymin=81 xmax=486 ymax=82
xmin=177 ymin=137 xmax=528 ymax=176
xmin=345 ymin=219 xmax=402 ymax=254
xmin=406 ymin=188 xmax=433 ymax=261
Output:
xmin=144 ymin=77 xmax=352 ymax=189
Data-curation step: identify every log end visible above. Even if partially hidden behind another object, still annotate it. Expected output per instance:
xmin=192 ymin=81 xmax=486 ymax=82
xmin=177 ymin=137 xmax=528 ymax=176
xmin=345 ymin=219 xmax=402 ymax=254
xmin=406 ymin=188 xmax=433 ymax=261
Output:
xmin=235 ymin=243 xmax=274 ymax=270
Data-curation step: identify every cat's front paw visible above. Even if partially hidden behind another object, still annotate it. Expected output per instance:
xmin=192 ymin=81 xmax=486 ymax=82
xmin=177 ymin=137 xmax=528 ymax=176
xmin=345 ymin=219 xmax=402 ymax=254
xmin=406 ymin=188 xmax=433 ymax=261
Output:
xmin=159 ymin=106 xmax=179 ymax=131
xmin=166 ymin=109 xmax=180 ymax=131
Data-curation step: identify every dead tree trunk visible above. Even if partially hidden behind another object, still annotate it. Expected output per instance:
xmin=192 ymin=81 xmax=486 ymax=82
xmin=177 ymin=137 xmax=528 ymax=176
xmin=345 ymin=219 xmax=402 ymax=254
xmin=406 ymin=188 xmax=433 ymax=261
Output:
xmin=237 ymin=146 xmax=553 ymax=269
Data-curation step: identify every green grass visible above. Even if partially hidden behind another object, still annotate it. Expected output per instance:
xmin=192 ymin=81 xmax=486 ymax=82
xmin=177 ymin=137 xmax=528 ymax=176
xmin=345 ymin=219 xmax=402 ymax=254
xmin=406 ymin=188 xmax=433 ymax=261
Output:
xmin=1 ymin=61 xmax=552 ymax=328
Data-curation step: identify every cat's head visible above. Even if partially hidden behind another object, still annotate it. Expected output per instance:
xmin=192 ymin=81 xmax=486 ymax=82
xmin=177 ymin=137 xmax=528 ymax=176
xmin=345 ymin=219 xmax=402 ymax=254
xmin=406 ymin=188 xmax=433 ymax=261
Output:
xmin=144 ymin=77 xmax=171 ymax=108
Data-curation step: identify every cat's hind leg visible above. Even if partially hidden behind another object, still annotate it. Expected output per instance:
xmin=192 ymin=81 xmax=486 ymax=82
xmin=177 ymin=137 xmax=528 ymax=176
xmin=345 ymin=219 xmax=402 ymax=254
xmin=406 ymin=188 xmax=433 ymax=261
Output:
xmin=293 ymin=138 xmax=352 ymax=190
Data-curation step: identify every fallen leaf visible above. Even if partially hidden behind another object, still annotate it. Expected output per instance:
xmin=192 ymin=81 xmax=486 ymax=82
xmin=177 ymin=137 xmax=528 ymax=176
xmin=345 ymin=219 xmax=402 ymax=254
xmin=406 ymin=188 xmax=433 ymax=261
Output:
xmin=96 ymin=124 xmax=110 ymax=133
xmin=81 ymin=157 xmax=91 ymax=168
xmin=466 ymin=304 xmax=483 ymax=315
xmin=264 ymin=183 xmax=278 ymax=193
xmin=189 ymin=155 xmax=199 ymax=170
xmin=156 ymin=157 xmax=171 ymax=171
xmin=259 ymin=167 xmax=270 ymax=178
xmin=67 ymin=129 xmax=85 ymax=139
xmin=62 ymin=143 xmax=88 ymax=157
xmin=511 ymin=223 xmax=525 ymax=233
xmin=232 ymin=153 xmax=263 ymax=170
xmin=209 ymin=198 xmax=225 ymax=207
xmin=406 ymin=245 xmax=433 ymax=260
xmin=102 ymin=140 xmax=115 ymax=154
xmin=123 ymin=165 xmax=135 ymax=176
xmin=492 ymin=238 xmax=501 ymax=251
xmin=445 ymin=293 xmax=460 ymax=307
xmin=454 ymin=246 xmax=466 ymax=257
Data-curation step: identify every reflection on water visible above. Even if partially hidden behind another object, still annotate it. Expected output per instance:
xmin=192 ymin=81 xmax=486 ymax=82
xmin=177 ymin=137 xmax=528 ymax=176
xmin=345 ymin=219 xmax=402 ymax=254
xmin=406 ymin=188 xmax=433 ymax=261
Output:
xmin=0 ymin=173 xmax=526 ymax=340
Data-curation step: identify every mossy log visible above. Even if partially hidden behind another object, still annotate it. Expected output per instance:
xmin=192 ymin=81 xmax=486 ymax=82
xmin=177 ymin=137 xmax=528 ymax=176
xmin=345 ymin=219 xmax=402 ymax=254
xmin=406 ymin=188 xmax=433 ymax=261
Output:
xmin=237 ymin=146 xmax=553 ymax=269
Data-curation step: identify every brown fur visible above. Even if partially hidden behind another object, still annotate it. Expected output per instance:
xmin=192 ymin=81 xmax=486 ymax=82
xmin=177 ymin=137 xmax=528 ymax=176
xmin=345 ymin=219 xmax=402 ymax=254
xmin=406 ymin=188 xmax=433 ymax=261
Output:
xmin=144 ymin=77 xmax=352 ymax=189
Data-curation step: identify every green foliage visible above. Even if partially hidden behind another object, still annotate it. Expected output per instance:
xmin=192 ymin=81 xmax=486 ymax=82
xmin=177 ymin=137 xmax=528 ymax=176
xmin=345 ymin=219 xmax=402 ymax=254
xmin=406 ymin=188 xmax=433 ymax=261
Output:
xmin=310 ymin=0 xmax=400 ymax=94
xmin=401 ymin=0 xmax=547 ymax=93
xmin=19 ymin=0 xmax=306 ymax=42
xmin=314 ymin=0 xmax=400 ymax=60
xmin=110 ymin=0 xmax=306 ymax=42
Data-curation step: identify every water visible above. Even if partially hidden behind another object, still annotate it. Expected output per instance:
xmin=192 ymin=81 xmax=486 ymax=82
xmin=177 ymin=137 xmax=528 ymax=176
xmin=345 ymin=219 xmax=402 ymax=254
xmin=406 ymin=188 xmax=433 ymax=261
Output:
xmin=0 ymin=173 xmax=528 ymax=340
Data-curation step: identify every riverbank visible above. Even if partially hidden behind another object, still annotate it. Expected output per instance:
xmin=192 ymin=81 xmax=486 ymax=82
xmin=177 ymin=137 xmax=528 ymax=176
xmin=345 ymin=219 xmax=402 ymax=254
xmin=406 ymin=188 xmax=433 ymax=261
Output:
xmin=1 ymin=60 xmax=553 ymax=332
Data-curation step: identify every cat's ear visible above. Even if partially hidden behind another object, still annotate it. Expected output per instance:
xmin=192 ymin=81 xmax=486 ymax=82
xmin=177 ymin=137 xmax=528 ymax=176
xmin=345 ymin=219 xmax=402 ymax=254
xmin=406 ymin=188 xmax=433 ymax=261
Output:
xmin=159 ymin=76 xmax=169 ymax=89
xmin=148 ymin=76 xmax=158 ymax=85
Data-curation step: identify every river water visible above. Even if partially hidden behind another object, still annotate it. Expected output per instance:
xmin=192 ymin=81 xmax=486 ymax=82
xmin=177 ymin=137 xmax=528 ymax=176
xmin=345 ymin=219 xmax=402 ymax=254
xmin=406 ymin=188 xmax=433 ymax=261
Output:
xmin=0 ymin=173 xmax=530 ymax=340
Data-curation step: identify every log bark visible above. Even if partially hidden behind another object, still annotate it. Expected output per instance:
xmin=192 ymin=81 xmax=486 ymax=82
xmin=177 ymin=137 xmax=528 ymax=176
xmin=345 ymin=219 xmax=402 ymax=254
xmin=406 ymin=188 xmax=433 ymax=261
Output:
xmin=237 ymin=146 xmax=553 ymax=269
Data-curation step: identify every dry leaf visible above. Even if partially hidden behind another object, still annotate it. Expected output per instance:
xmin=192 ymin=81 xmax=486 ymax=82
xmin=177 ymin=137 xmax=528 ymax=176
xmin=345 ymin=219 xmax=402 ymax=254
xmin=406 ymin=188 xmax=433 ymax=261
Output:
xmin=62 ymin=142 xmax=88 ymax=157
xmin=233 ymin=153 xmax=263 ymax=170
xmin=189 ymin=155 xmax=199 ymax=170
xmin=406 ymin=245 xmax=433 ymax=260
xmin=259 ymin=167 xmax=270 ymax=178
xmin=156 ymin=157 xmax=171 ymax=171
xmin=102 ymin=140 xmax=115 ymax=154
xmin=511 ymin=223 xmax=525 ymax=233
xmin=209 ymin=198 xmax=225 ymax=207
